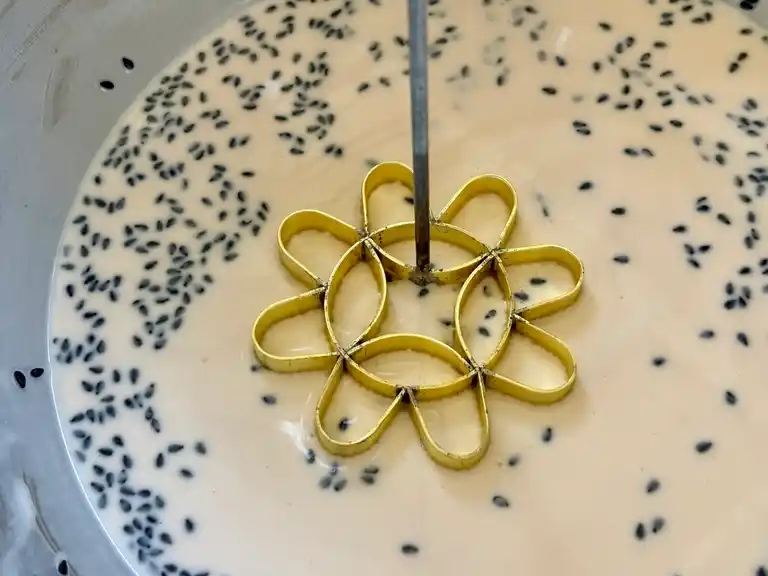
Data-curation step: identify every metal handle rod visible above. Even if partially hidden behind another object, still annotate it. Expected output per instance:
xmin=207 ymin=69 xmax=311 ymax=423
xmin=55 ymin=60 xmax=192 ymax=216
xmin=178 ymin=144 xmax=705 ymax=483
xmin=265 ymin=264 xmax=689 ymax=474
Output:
xmin=407 ymin=0 xmax=431 ymax=274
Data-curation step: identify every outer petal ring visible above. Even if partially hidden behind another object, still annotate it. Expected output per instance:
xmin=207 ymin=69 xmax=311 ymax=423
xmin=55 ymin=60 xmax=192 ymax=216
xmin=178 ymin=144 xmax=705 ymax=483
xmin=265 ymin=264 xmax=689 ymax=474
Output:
xmin=497 ymin=245 xmax=584 ymax=321
xmin=438 ymin=172 xmax=518 ymax=250
xmin=278 ymin=209 xmax=360 ymax=288
xmin=315 ymin=359 xmax=406 ymax=458
xmin=406 ymin=375 xmax=491 ymax=470
xmin=252 ymin=288 xmax=339 ymax=372
xmin=485 ymin=317 xmax=577 ymax=404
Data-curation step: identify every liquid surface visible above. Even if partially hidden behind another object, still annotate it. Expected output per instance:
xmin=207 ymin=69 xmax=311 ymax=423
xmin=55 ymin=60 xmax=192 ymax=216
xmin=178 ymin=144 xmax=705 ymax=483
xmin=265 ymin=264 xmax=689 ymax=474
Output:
xmin=48 ymin=1 xmax=768 ymax=575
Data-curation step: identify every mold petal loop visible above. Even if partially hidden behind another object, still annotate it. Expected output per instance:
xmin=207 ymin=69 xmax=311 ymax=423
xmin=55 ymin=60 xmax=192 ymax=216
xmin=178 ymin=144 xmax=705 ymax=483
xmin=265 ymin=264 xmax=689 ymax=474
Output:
xmin=497 ymin=245 xmax=584 ymax=321
xmin=406 ymin=374 xmax=491 ymax=471
xmin=483 ymin=317 xmax=577 ymax=405
xmin=278 ymin=210 xmax=359 ymax=288
xmin=438 ymin=172 xmax=518 ymax=249
xmin=252 ymin=289 xmax=338 ymax=372
xmin=315 ymin=358 xmax=406 ymax=459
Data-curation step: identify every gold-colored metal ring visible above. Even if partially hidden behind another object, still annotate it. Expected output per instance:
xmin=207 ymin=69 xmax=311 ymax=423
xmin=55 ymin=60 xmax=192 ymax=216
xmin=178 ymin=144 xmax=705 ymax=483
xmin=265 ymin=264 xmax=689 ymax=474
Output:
xmin=252 ymin=161 xmax=585 ymax=470
xmin=278 ymin=209 xmax=360 ymax=288
xmin=251 ymin=288 xmax=338 ymax=372
xmin=405 ymin=378 xmax=490 ymax=470
xmin=314 ymin=359 xmax=406 ymax=459
xmin=498 ymin=245 xmax=584 ymax=321
xmin=437 ymin=171 xmax=518 ymax=249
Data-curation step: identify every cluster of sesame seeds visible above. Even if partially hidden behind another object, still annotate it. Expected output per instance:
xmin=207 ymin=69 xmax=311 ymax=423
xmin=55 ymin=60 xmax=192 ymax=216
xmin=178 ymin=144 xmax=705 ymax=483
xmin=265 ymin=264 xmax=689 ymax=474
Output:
xmin=10 ymin=367 xmax=45 ymax=390
xmin=650 ymin=0 xmax=716 ymax=26
xmin=668 ymin=95 xmax=768 ymax=349
xmin=302 ymin=442 xmax=384 ymax=491
xmin=633 ymin=477 xmax=668 ymax=541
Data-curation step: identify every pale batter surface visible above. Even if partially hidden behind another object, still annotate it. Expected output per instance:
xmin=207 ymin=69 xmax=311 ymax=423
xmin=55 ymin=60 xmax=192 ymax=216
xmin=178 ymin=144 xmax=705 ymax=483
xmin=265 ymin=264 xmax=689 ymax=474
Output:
xmin=49 ymin=1 xmax=768 ymax=575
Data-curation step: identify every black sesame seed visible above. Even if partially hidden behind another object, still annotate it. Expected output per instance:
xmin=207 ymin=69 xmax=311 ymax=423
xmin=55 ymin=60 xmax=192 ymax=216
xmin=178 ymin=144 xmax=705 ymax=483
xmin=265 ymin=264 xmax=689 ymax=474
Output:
xmin=305 ymin=448 xmax=316 ymax=464
xmin=338 ymin=417 xmax=350 ymax=431
xmin=541 ymin=427 xmax=553 ymax=443
xmin=651 ymin=517 xmax=666 ymax=534
xmin=478 ymin=326 xmax=491 ymax=337
xmin=652 ymin=356 xmax=666 ymax=367
xmin=100 ymin=80 xmax=115 ymax=91
xmin=492 ymin=495 xmax=510 ymax=508
xmin=183 ymin=517 xmax=196 ymax=533
xmin=318 ymin=475 xmax=333 ymax=490
xmin=401 ymin=543 xmax=419 ymax=555
xmin=122 ymin=57 xmax=135 ymax=71
xmin=418 ymin=287 xmax=429 ymax=297
xmin=261 ymin=394 xmax=277 ymax=405
xmin=333 ymin=478 xmax=348 ymax=492
xmin=724 ymin=390 xmax=738 ymax=405
xmin=646 ymin=478 xmax=660 ymax=494
xmin=695 ymin=440 xmax=714 ymax=454
xmin=57 ymin=559 xmax=70 ymax=575
xmin=635 ymin=522 xmax=646 ymax=540
xmin=507 ymin=454 xmax=520 ymax=467
xmin=179 ymin=468 xmax=194 ymax=479
xmin=613 ymin=254 xmax=630 ymax=264
xmin=12 ymin=370 xmax=26 ymax=389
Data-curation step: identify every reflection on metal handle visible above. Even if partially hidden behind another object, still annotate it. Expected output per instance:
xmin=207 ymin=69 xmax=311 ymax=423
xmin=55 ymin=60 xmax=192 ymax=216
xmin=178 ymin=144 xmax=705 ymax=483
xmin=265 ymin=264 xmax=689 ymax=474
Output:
xmin=407 ymin=0 xmax=431 ymax=274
